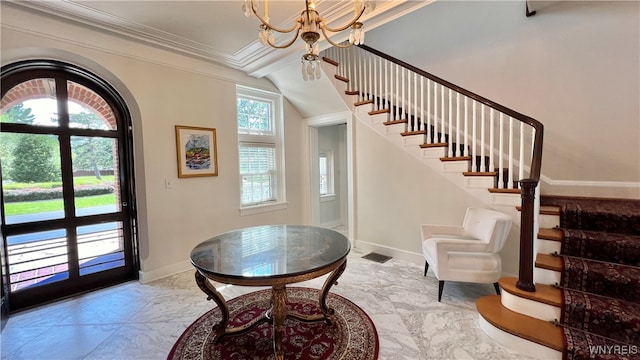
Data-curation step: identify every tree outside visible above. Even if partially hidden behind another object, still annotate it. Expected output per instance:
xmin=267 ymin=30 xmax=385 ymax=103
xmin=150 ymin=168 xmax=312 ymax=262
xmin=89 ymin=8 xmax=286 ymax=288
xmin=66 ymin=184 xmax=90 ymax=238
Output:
xmin=70 ymin=112 xmax=114 ymax=180
xmin=8 ymin=134 xmax=60 ymax=183
xmin=1 ymin=103 xmax=114 ymax=183
xmin=1 ymin=101 xmax=116 ymax=218
xmin=0 ymin=103 xmax=37 ymax=177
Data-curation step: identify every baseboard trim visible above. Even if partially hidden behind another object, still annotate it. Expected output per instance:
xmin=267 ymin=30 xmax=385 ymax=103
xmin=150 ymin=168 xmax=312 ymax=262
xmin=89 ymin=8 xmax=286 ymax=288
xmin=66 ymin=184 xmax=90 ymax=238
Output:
xmin=138 ymin=260 xmax=193 ymax=284
xmin=352 ymin=240 xmax=517 ymax=278
xmin=353 ymin=240 xmax=424 ymax=266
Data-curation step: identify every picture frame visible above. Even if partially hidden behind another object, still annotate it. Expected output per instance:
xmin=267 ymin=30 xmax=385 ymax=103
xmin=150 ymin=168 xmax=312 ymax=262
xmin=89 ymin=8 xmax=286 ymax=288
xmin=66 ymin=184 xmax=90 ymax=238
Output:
xmin=175 ymin=125 xmax=218 ymax=178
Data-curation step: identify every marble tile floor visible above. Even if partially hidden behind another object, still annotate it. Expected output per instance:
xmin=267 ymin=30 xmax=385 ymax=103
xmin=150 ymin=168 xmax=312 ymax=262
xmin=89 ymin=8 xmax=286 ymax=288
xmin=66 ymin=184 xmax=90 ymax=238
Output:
xmin=1 ymin=248 xmax=537 ymax=360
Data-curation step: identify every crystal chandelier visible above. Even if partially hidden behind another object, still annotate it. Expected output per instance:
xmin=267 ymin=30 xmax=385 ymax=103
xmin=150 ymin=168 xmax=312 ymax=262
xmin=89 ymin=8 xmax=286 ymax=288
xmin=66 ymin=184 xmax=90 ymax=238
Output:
xmin=242 ymin=0 xmax=375 ymax=81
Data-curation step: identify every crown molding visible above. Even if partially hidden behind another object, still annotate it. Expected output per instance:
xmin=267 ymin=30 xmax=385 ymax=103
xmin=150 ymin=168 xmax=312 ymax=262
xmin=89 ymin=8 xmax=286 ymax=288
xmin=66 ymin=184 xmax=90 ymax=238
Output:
xmin=7 ymin=1 xmax=247 ymax=66
xmin=6 ymin=0 xmax=435 ymax=78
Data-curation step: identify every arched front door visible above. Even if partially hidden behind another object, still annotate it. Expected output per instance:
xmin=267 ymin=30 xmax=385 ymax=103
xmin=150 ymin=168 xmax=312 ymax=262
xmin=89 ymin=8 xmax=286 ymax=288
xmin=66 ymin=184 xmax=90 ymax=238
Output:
xmin=0 ymin=60 xmax=138 ymax=311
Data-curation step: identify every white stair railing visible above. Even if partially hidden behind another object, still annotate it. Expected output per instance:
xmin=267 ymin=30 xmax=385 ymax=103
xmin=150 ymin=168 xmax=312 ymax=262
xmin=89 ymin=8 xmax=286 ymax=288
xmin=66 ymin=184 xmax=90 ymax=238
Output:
xmin=325 ymin=45 xmax=539 ymax=189
xmin=323 ymin=44 xmax=544 ymax=293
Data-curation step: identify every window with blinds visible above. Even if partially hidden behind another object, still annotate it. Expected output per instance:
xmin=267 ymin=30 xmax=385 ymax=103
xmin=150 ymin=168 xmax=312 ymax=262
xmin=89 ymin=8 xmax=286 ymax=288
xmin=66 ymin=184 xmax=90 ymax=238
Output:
xmin=236 ymin=86 xmax=285 ymax=211
xmin=239 ymin=144 xmax=277 ymax=205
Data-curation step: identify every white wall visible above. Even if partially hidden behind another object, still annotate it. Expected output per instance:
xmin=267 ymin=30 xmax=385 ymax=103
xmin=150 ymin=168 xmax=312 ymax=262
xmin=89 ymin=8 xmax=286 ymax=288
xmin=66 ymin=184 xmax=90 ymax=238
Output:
xmin=366 ymin=1 xmax=640 ymax=198
xmin=1 ymin=5 xmax=305 ymax=282
xmin=352 ymin=119 xmax=522 ymax=276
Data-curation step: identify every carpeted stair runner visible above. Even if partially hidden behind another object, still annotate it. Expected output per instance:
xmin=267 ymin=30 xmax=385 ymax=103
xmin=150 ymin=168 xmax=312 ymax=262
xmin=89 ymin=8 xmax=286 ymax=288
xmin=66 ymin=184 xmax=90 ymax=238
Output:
xmin=563 ymin=327 xmax=637 ymax=360
xmin=561 ymin=288 xmax=640 ymax=345
xmin=540 ymin=196 xmax=640 ymax=235
xmin=560 ymin=256 xmax=640 ymax=303
xmin=561 ymin=229 xmax=640 ymax=267
xmin=541 ymin=196 xmax=640 ymax=360
xmin=559 ymin=201 xmax=640 ymax=235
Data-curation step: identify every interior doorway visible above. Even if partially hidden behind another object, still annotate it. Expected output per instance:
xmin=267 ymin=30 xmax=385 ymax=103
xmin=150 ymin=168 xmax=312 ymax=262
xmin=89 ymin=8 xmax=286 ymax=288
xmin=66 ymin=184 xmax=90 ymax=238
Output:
xmin=317 ymin=124 xmax=348 ymax=230
xmin=305 ymin=111 xmax=354 ymax=241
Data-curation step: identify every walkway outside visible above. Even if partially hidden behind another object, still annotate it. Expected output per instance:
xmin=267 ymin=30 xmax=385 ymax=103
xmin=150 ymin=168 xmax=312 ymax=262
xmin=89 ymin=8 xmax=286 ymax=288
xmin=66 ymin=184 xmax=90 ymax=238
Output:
xmin=6 ymin=205 xmax=122 ymax=291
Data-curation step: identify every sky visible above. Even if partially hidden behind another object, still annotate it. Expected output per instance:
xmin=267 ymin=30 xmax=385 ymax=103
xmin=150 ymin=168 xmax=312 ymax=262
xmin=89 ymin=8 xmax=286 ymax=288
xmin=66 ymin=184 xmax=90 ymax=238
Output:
xmin=23 ymin=99 xmax=85 ymax=125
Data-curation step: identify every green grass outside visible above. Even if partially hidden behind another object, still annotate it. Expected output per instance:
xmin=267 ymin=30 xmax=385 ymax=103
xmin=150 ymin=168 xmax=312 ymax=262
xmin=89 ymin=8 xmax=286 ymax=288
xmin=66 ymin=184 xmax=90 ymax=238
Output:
xmin=3 ymin=194 xmax=116 ymax=216
xmin=2 ymin=176 xmax=115 ymax=190
xmin=2 ymin=175 xmax=116 ymax=216
xmin=3 ymin=176 xmax=117 ymax=216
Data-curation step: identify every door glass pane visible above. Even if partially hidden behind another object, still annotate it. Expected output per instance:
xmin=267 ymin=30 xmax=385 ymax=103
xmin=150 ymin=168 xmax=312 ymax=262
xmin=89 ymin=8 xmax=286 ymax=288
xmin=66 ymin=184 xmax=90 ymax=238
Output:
xmin=78 ymin=222 xmax=125 ymax=276
xmin=7 ymin=229 xmax=69 ymax=291
xmin=67 ymin=81 xmax=116 ymax=130
xmin=1 ymin=133 xmax=63 ymax=224
xmin=71 ymin=136 xmax=120 ymax=216
xmin=1 ymin=79 xmax=59 ymax=126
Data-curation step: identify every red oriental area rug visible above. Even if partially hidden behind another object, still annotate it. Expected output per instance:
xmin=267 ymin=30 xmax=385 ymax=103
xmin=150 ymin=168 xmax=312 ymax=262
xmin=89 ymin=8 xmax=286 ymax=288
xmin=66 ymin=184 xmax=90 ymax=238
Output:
xmin=168 ymin=287 xmax=379 ymax=360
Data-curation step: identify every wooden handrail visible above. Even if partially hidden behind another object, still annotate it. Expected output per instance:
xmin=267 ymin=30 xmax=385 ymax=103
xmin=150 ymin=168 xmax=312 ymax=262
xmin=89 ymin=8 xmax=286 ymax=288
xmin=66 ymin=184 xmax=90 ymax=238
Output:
xmin=356 ymin=44 xmax=543 ymax=292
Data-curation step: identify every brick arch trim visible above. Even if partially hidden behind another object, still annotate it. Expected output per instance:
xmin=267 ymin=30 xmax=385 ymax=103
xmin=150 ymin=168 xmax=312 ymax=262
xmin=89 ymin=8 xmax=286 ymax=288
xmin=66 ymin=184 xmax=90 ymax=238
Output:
xmin=1 ymin=78 xmax=117 ymax=129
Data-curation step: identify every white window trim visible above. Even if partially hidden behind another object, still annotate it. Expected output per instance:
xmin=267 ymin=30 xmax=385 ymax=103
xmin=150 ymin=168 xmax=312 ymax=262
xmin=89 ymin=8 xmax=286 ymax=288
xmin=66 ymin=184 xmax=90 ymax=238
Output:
xmin=236 ymin=85 xmax=286 ymax=215
xmin=240 ymin=201 xmax=289 ymax=216
xmin=320 ymin=194 xmax=336 ymax=202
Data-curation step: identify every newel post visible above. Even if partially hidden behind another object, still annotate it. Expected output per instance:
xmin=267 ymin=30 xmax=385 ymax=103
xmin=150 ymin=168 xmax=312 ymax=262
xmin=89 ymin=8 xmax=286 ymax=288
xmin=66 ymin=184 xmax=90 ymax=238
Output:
xmin=516 ymin=178 xmax=537 ymax=292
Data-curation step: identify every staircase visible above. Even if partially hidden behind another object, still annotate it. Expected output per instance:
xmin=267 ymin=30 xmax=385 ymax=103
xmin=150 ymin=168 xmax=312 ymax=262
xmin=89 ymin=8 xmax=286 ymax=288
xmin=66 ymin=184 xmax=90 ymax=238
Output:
xmin=321 ymin=44 xmax=543 ymax=291
xmin=478 ymin=205 xmax=564 ymax=359
xmin=320 ymin=46 xmax=639 ymax=359
xmin=486 ymin=198 xmax=640 ymax=360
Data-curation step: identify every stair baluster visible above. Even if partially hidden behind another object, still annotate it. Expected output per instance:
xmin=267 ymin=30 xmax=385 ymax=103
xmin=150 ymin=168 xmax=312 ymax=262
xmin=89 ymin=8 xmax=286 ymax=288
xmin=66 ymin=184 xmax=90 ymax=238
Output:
xmin=323 ymin=45 xmax=544 ymax=293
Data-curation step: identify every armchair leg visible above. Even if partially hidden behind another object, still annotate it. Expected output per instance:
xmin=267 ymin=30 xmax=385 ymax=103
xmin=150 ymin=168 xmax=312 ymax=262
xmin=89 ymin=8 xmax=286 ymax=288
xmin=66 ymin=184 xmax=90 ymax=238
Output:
xmin=424 ymin=261 xmax=429 ymax=276
xmin=493 ymin=282 xmax=500 ymax=295
xmin=438 ymin=281 xmax=445 ymax=302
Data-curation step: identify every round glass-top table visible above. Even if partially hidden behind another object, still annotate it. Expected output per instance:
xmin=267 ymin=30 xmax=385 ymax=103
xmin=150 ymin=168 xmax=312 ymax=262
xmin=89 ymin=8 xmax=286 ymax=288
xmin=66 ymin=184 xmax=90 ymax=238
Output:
xmin=190 ymin=225 xmax=350 ymax=360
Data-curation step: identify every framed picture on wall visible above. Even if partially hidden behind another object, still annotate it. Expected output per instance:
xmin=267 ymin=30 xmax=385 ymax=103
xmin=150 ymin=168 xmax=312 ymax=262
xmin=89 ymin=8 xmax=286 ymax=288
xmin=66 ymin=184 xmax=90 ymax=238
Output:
xmin=175 ymin=125 xmax=218 ymax=178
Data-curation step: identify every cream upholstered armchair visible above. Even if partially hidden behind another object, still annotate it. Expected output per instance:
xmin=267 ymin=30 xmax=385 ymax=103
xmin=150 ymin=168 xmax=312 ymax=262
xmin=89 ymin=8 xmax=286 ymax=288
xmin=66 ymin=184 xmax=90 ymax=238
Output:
xmin=421 ymin=208 xmax=512 ymax=302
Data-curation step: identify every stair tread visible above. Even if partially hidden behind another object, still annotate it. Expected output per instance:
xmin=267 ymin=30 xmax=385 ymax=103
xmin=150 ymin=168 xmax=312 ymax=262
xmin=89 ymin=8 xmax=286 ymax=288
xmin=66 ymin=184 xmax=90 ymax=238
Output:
xmin=499 ymin=277 xmax=562 ymax=307
xmin=335 ymin=74 xmax=349 ymax=83
xmin=440 ymin=156 xmax=471 ymax=162
xmin=322 ymin=57 xmax=338 ymax=66
xmin=536 ymin=253 xmax=562 ymax=271
xmin=401 ymin=130 xmax=426 ymax=136
xmin=463 ymin=171 xmax=497 ymax=177
xmin=354 ymin=99 xmax=374 ymax=106
xmin=420 ymin=143 xmax=447 ymax=148
xmin=477 ymin=295 xmax=564 ymax=351
xmin=539 ymin=228 xmax=563 ymax=242
xmin=539 ymin=206 xmax=561 ymax=215
xmin=488 ymin=188 xmax=521 ymax=194
xmin=369 ymin=109 xmax=390 ymax=116
xmin=516 ymin=205 xmax=561 ymax=215
xmin=383 ymin=119 xmax=407 ymax=125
